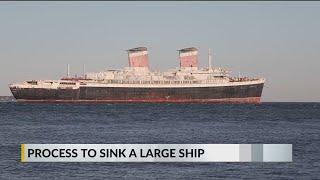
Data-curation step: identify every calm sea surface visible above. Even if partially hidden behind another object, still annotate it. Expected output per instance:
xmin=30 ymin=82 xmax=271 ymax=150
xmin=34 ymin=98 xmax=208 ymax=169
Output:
xmin=0 ymin=102 xmax=319 ymax=179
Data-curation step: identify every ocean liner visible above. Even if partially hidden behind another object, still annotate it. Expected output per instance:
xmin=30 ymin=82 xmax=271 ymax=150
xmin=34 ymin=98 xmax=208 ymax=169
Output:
xmin=9 ymin=47 xmax=265 ymax=103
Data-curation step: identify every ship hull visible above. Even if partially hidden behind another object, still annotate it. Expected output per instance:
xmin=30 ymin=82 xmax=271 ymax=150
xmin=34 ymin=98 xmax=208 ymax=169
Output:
xmin=10 ymin=83 xmax=264 ymax=104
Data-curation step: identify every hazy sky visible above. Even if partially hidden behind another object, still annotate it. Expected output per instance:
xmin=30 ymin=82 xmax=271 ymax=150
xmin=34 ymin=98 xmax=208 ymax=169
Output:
xmin=1 ymin=2 xmax=320 ymax=102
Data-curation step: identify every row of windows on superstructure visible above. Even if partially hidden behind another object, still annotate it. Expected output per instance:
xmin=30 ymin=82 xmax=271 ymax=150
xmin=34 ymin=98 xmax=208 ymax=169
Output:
xmin=100 ymin=80 xmax=224 ymax=84
xmin=59 ymin=82 xmax=76 ymax=85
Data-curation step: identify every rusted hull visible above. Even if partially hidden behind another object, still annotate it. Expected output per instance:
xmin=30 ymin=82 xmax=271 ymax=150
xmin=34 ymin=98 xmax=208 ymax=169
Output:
xmin=15 ymin=97 xmax=261 ymax=104
xmin=10 ymin=83 xmax=264 ymax=104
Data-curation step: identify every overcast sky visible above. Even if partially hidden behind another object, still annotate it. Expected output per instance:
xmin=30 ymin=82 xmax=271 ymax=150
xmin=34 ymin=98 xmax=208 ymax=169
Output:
xmin=0 ymin=2 xmax=319 ymax=102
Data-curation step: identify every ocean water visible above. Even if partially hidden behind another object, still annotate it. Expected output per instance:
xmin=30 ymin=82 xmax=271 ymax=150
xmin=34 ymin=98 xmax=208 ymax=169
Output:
xmin=0 ymin=102 xmax=319 ymax=179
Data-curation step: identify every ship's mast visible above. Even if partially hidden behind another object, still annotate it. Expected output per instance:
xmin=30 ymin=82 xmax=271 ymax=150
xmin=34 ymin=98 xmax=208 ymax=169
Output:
xmin=208 ymin=48 xmax=212 ymax=71
xmin=67 ymin=64 xmax=70 ymax=77
xmin=83 ymin=64 xmax=86 ymax=77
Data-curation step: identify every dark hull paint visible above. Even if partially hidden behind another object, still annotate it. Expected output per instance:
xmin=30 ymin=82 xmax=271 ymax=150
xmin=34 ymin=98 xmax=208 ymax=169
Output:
xmin=15 ymin=97 xmax=261 ymax=104
xmin=10 ymin=83 xmax=264 ymax=104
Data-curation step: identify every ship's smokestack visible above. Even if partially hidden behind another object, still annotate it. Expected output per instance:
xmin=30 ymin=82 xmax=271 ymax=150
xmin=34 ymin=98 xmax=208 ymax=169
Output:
xmin=127 ymin=47 xmax=149 ymax=68
xmin=178 ymin=47 xmax=198 ymax=69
